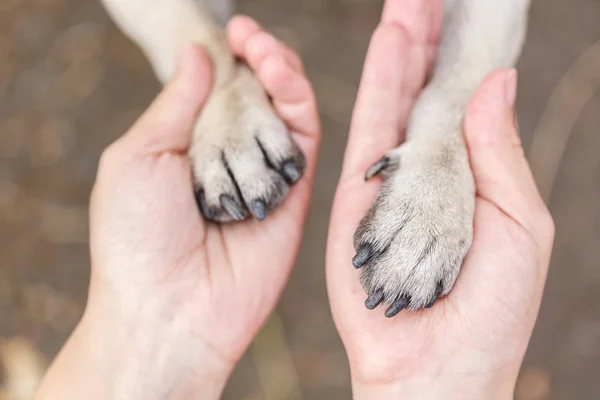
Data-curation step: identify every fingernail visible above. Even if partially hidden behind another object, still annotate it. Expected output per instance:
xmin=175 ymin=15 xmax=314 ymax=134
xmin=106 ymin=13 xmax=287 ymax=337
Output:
xmin=504 ymin=69 xmax=518 ymax=107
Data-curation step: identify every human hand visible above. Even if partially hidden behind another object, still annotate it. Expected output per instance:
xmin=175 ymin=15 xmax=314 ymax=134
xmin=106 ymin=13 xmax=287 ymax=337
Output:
xmin=327 ymin=1 xmax=554 ymax=398
xmin=36 ymin=16 xmax=319 ymax=400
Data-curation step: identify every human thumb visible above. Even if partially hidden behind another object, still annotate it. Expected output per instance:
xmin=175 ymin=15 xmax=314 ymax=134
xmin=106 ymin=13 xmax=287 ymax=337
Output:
xmin=120 ymin=44 xmax=213 ymax=155
xmin=464 ymin=68 xmax=553 ymax=247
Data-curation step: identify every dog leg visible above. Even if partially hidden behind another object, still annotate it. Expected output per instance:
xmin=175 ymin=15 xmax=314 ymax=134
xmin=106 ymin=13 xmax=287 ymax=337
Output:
xmin=200 ymin=0 xmax=234 ymax=27
xmin=101 ymin=0 xmax=304 ymax=222
xmin=355 ymin=0 xmax=531 ymax=315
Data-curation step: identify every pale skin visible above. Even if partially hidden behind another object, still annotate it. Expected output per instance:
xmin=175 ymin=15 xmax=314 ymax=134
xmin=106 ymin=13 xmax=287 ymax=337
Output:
xmin=35 ymin=17 xmax=320 ymax=399
xmin=328 ymin=1 xmax=554 ymax=399
xmin=35 ymin=9 xmax=553 ymax=400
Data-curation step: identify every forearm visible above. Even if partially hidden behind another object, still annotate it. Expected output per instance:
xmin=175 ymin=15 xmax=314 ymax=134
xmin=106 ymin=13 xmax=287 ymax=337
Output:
xmin=35 ymin=294 xmax=232 ymax=400
xmin=101 ymin=0 xmax=234 ymax=85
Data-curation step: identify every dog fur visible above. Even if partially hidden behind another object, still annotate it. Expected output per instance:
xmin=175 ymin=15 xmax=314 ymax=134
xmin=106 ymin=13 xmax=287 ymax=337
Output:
xmin=100 ymin=0 xmax=530 ymax=314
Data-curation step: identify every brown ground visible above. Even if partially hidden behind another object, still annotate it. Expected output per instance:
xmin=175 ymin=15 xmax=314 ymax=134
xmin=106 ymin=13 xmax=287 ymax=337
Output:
xmin=1 ymin=0 xmax=599 ymax=399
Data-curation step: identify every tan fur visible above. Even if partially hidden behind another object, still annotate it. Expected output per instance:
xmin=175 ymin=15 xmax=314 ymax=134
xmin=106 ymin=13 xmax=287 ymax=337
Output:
xmin=356 ymin=0 xmax=531 ymax=312
xmin=101 ymin=0 xmax=304 ymax=222
xmin=101 ymin=0 xmax=531 ymax=312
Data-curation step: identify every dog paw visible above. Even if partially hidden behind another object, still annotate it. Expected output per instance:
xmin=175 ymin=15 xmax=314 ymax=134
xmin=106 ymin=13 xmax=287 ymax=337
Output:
xmin=191 ymin=64 xmax=304 ymax=223
xmin=353 ymin=142 xmax=475 ymax=316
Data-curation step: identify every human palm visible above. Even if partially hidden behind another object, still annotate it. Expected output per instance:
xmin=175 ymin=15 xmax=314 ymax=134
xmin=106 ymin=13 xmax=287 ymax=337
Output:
xmin=89 ymin=16 xmax=319 ymax=365
xmin=326 ymin=0 xmax=553 ymax=393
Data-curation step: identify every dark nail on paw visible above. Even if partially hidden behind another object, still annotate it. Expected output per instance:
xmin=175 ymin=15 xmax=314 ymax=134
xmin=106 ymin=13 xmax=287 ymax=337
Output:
xmin=220 ymin=195 xmax=246 ymax=221
xmin=352 ymin=246 xmax=373 ymax=269
xmin=385 ymin=296 xmax=410 ymax=318
xmin=195 ymin=190 xmax=214 ymax=220
xmin=426 ymin=282 xmax=444 ymax=309
xmin=250 ymin=199 xmax=267 ymax=221
xmin=281 ymin=160 xmax=301 ymax=183
xmin=365 ymin=157 xmax=390 ymax=180
xmin=365 ymin=290 xmax=384 ymax=310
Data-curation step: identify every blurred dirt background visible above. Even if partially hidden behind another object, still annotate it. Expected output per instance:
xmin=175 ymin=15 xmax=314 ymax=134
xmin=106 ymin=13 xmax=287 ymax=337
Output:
xmin=1 ymin=0 xmax=600 ymax=399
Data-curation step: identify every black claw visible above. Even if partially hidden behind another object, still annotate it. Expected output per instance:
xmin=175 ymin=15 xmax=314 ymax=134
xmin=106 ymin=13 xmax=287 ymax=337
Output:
xmin=426 ymin=282 xmax=444 ymax=309
xmin=281 ymin=160 xmax=302 ymax=183
xmin=365 ymin=290 xmax=384 ymax=310
xmin=352 ymin=245 xmax=373 ymax=269
xmin=365 ymin=157 xmax=390 ymax=180
xmin=195 ymin=189 xmax=214 ymax=220
xmin=250 ymin=199 xmax=267 ymax=221
xmin=220 ymin=195 xmax=246 ymax=221
xmin=385 ymin=296 xmax=410 ymax=318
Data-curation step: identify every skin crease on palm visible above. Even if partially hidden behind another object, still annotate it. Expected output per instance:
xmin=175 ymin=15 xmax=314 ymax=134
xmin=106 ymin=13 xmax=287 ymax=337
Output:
xmin=35 ymin=1 xmax=555 ymax=399
xmin=91 ymin=19 xmax=320 ymax=361
xmin=326 ymin=0 xmax=554 ymax=395
xmin=34 ymin=17 xmax=321 ymax=399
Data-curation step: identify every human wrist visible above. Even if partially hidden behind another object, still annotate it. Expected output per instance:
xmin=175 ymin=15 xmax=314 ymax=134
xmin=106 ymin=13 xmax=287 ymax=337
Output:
xmin=351 ymin=374 xmax=514 ymax=400
xmin=85 ymin=283 xmax=236 ymax=399
xmin=349 ymin=357 xmax=517 ymax=400
xmin=37 ymin=284 xmax=234 ymax=400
